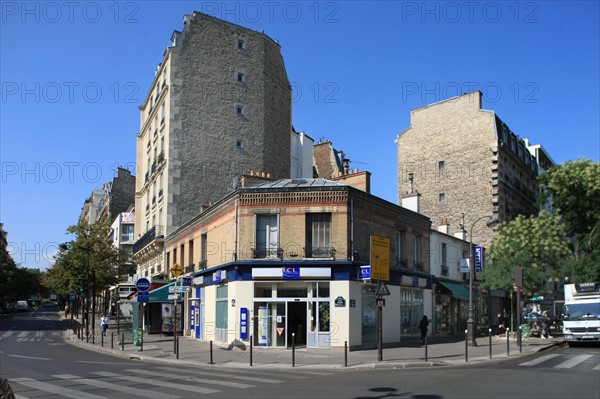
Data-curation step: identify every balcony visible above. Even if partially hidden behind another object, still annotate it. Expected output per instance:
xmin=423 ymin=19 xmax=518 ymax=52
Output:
xmin=252 ymin=247 xmax=283 ymax=260
xmin=133 ymin=225 xmax=165 ymax=254
xmin=184 ymin=264 xmax=194 ymax=274
xmin=305 ymin=246 xmax=336 ymax=259
xmin=396 ymin=258 xmax=408 ymax=268
xmin=157 ymin=151 xmax=165 ymax=164
xmin=414 ymin=262 xmax=424 ymax=272
xmin=199 ymin=260 xmax=207 ymax=270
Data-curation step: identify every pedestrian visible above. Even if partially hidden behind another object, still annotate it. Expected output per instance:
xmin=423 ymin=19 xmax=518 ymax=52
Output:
xmin=492 ymin=312 xmax=503 ymax=335
xmin=418 ymin=315 xmax=429 ymax=344
xmin=101 ymin=314 xmax=109 ymax=336
xmin=541 ymin=310 xmax=553 ymax=339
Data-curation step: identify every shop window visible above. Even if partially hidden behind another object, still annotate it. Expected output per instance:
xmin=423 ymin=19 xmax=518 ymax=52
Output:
xmin=254 ymin=282 xmax=273 ymax=298
xmin=215 ymin=285 xmax=228 ymax=342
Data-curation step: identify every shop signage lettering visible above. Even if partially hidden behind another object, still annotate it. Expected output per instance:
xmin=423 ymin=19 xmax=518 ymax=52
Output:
xmin=282 ymin=266 xmax=300 ymax=279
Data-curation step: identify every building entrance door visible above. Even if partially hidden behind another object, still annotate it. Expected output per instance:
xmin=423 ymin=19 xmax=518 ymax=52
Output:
xmin=287 ymin=301 xmax=307 ymax=347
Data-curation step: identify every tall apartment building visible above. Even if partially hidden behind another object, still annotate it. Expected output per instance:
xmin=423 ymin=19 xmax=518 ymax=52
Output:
xmin=134 ymin=12 xmax=292 ymax=279
xmin=396 ymin=91 xmax=542 ymax=247
xmin=79 ymin=167 xmax=135 ymax=225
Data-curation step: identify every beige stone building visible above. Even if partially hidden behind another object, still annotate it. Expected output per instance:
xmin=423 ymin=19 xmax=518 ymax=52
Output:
xmin=141 ymin=176 xmax=432 ymax=349
xmin=396 ymin=91 xmax=541 ymax=247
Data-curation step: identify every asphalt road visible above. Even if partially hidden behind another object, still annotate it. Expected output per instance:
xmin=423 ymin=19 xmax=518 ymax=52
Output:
xmin=1 ymin=309 xmax=599 ymax=399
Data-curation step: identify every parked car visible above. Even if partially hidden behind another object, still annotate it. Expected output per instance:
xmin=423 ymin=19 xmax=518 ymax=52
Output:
xmin=16 ymin=300 xmax=29 ymax=312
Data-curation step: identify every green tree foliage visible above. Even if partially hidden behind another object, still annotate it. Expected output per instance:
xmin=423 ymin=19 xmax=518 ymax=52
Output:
xmin=539 ymin=159 xmax=600 ymax=282
xmin=46 ymin=220 xmax=132 ymax=296
xmin=480 ymin=211 xmax=571 ymax=295
xmin=0 ymin=247 xmax=45 ymax=305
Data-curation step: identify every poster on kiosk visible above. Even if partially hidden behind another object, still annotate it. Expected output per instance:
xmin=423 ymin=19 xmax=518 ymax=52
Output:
xmin=258 ymin=305 xmax=269 ymax=346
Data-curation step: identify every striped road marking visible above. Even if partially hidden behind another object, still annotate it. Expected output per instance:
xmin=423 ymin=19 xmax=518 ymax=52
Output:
xmin=555 ymin=354 xmax=594 ymax=369
xmin=127 ymin=368 xmax=254 ymax=389
xmin=518 ymin=354 xmax=560 ymax=367
xmin=157 ymin=366 xmax=285 ymax=384
xmin=53 ymin=374 xmax=179 ymax=399
xmin=11 ymin=377 xmax=105 ymax=399
xmin=91 ymin=371 xmax=219 ymax=394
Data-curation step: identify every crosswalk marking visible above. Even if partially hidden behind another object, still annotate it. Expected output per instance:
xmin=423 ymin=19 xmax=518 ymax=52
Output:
xmin=555 ymin=354 xmax=594 ymax=369
xmin=128 ymin=368 xmax=254 ymax=389
xmin=11 ymin=377 xmax=106 ymax=399
xmin=0 ymin=330 xmax=15 ymax=339
xmin=156 ymin=366 xmax=285 ymax=384
xmin=593 ymin=364 xmax=600 ymax=371
xmin=518 ymin=354 xmax=560 ymax=367
xmin=91 ymin=371 xmax=220 ymax=394
xmin=53 ymin=374 xmax=179 ymax=399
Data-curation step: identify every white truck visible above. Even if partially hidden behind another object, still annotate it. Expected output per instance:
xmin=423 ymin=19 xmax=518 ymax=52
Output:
xmin=563 ymin=282 xmax=600 ymax=345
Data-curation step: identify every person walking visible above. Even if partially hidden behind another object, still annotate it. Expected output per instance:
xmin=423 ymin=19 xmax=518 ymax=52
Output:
xmin=418 ymin=315 xmax=429 ymax=344
xmin=541 ymin=310 xmax=553 ymax=339
xmin=101 ymin=314 xmax=109 ymax=336
xmin=492 ymin=312 xmax=504 ymax=335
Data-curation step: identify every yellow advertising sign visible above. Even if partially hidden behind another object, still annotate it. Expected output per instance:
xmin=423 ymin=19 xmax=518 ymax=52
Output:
xmin=370 ymin=235 xmax=390 ymax=281
xmin=170 ymin=262 xmax=183 ymax=277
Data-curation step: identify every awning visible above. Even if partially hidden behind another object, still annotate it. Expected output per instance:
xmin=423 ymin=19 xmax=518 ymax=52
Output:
xmin=147 ymin=281 xmax=180 ymax=303
xmin=438 ymin=281 xmax=469 ymax=300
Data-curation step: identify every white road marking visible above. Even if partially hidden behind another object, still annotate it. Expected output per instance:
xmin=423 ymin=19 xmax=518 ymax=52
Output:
xmin=11 ymin=377 xmax=105 ymax=399
xmin=518 ymin=354 xmax=560 ymax=366
xmin=8 ymin=354 xmax=52 ymax=361
xmin=91 ymin=371 xmax=219 ymax=394
xmin=555 ymin=354 xmax=594 ymax=369
xmin=127 ymin=368 xmax=254 ymax=388
xmin=53 ymin=374 xmax=179 ymax=399
xmin=157 ymin=366 xmax=284 ymax=384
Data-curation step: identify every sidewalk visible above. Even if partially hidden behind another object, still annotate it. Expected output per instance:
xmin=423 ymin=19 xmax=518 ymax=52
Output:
xmin=62 ymin=315 xmax=563 ymax=370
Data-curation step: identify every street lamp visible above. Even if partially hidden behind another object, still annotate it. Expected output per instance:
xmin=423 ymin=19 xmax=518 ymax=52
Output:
xmin=468 ymin=215 xmax=499 ymax=346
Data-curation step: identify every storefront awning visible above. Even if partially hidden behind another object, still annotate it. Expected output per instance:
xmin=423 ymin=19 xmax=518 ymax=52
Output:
xmin=147 ymin=281 xmax=180 ymax=303
xmin=438 ymin=281 xmax=469 ymax=300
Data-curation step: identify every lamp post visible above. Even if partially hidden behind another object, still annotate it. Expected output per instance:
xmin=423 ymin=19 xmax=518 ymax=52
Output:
xmin=468 ymin=215 xmax=498 ymax=346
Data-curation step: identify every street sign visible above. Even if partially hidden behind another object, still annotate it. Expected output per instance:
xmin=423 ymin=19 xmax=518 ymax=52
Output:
xmin=167 ymin=294 xmax=179 ymax=300
xmin=359 ymin=265 xmax=371 ymax=280
xmin=68 ymin=292 xmax=75 ymax=301
xmin=170 ymin=263 xmax=183 ymax=277
xmin=375 ymin=281 xmax=391 ymax=296
xmin=182 ymin=277 xmax=192 ymax=287
xmin=137 ymin=291 xmax=149 ymax=303
xmin=370 ymin=235 xmax=390 ymax=281
xmin=136 ymin=278 xmax=151 ymax=292
xmin=474 ymin=246 xmax=483 ymax=273
xmin=168 ymin=285 xmax=191 ymax=293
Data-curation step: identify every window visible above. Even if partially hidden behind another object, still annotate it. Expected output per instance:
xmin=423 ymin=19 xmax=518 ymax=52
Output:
xmin=438 ymin=161 xmax=445 ymax=173
xmin=172 ymin=248 xmax=177 ymax=267
xmin=188 ymin=239 xmax=194 ymax=267
xmin=236 ymin=105 xmax=245 ymax=115
xmin=180 ymin=243 xmax=184 ymax=266
xmin=236 ymin=140 xmax=244 ymax=149
xmin=397 ymin=231 xmax=406 ymax=265
xmin=306 ymin=213 xmax=332 ymax=258
xmin=160 ymin=103 xmax=165 ymax=123
xmin=439 ymin=192 xmax=446 ymax=204
xmin=201 ymin=233 xmax=207 ymax=263
xmin=237 ymin=38 xmax=246 ymax=49
xmin=237 ymin=72 xmax=245 ymax=83
xmin=441 ymin=243 xmax=448 ymax=276
xmin=413 ymin=235 xmax=422 ymax=269
xmin=215 ymin=285 xmax=228 ymax=342
xmin=121 ymin=224 xmax=134 ymax=242
xmin=255 ymin=214 xmax=279 ymax=258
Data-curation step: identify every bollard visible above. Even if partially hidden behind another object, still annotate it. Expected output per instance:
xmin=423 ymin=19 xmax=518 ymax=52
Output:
xmin=292 ymin=333 xmax=296 ymax=367
xmin=209 ymin=340 xmax=214 ymax=364
xmin=121 ymin=333 xmax=125 ymax=351
xmin=519 ymin=327 xmax=522 ymax=353
xmin=465 ymin=330 xmax=469 ymax=362
xmin=92 ymin=331 xmax=95 ymax=345
xmin=111 ymin=332 xmax=114 ymax=349
xmin=176 ymin=335 xmax=179 ymax=359
xmin=489 ymin=328 xmax=492 ymax=359
xmin=344 ymin=341 xmax=348 ymax=368
xmin=425 ymin=337 xmax=428 ymax=362
xmin=101 ymin=332 xmax=104 ymax=347
xmin=250 ymin=335 xmax=253 ymax=367
xmin=140 ymin=328 xmax=144 ymax=352
xmin=506 ymin=327 xmax=510 ymax=356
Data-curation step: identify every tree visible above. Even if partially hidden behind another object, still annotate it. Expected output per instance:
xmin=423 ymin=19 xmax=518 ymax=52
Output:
xmin=538 ymin=159 xmax=600 ymax=282
xmin=480 ymin=211 xmax=571 ymax=295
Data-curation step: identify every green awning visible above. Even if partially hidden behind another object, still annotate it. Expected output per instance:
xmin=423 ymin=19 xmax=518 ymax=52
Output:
xmin=147 ymin=281 xmax=181 ymax=303
xmin=438 ymin=281 xmax=469 ymax=300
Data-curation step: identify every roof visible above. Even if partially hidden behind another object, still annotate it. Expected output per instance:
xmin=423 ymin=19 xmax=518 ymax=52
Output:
xmin=242 ymin=178 xmax=346 ymax=190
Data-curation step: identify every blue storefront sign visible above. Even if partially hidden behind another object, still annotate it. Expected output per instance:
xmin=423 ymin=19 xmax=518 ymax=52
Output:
xmin=240 ymin=308 xmax=249 ymax=339
xmin=282 ymin=266 xmax=300 ymax=279
xmin=359 ymin=265 xmax=371 ymax=280
xmin=474 ymin=246 xmax=483 ymax=273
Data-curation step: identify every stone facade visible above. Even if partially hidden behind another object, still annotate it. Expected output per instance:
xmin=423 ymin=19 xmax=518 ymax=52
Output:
xmin=397 ymin=91 xmax=539 ymax=247
xmin=134 ymin=12 xmax=291 ymax=279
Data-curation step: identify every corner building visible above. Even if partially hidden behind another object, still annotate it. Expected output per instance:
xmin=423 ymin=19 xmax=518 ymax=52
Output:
xmin=134 ymin=12 xmax=292 ymax=279
xmin=163 ymin=178 xmax=432 ymax=349
xmin=396 ymin=91 xmax=540 ymax=247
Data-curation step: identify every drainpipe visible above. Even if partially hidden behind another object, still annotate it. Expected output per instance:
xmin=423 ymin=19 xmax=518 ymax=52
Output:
xmin=350 ymin=198 xmax=354 ymax=261
xmin=234 ymin=199 xmax=238 ymax=261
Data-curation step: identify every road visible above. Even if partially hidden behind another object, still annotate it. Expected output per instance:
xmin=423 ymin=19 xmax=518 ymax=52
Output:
xmin=1 ymin=308 xmax=599 ymax=399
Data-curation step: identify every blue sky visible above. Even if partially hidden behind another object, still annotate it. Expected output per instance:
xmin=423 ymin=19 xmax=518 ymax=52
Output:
xmin=1 ymin=1 xmax=599 ymax=270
